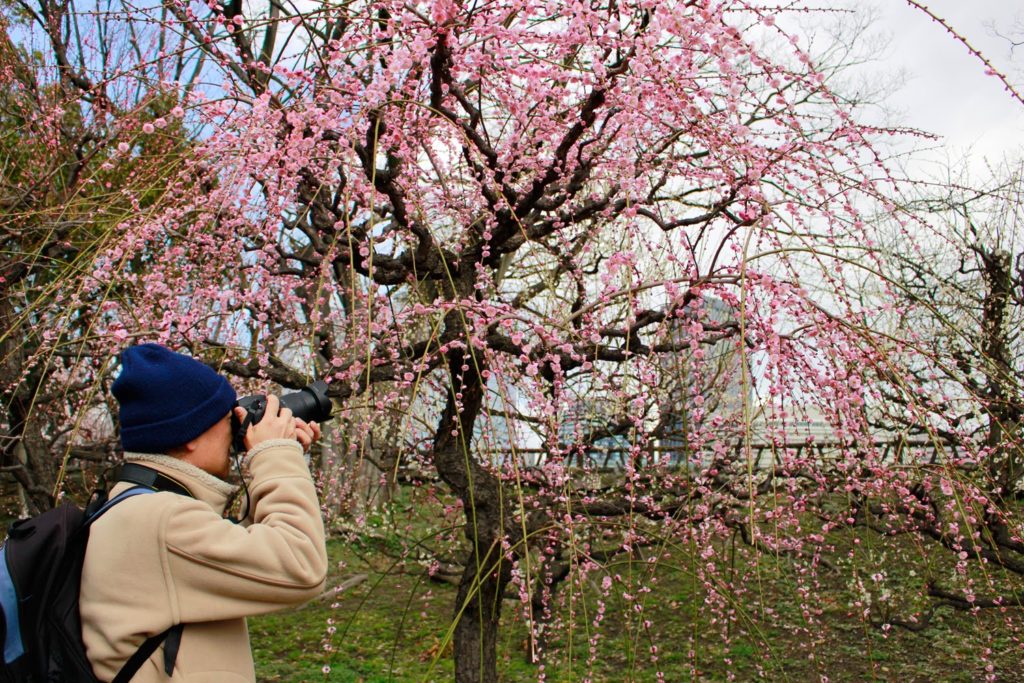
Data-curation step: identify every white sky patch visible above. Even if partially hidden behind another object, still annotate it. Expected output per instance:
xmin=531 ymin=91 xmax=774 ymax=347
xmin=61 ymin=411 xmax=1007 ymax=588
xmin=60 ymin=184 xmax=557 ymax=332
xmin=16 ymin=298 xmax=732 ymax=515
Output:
xmin=867 ymin=0 xmax=1023 ymax=172
xmin=756 ymin=1 xmax=1023 ymax=177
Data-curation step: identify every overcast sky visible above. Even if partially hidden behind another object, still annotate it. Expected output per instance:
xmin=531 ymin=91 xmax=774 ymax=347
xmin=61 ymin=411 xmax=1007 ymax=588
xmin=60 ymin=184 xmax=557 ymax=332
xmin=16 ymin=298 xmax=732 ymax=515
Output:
xmin=776 ymin=1 xmax=1023 ymax=176
xmin=873 ymin=1 xmax=1022 ymax=164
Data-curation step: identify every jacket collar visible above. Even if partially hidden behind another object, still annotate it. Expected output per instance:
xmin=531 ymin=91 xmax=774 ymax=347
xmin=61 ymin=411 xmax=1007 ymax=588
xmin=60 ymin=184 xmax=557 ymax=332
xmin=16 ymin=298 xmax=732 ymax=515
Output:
xmin=122 ymin=452 xmax=238 ymax=514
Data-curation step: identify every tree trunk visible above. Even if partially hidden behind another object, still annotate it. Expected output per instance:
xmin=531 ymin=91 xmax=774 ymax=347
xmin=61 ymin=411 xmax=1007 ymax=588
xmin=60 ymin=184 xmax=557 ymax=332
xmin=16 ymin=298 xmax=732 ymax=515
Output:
xmin=11 ymin=428 xmax=56 ymax=515
xmin=429 ymin=338 xmax=521 ymax=682
xmin=453 ymin=540 xmax=512 ymax=682
xmin=980 ymin=248 xmax=1023 ymax=491
xmin=0 ymin=298 xmax=58 ymax=514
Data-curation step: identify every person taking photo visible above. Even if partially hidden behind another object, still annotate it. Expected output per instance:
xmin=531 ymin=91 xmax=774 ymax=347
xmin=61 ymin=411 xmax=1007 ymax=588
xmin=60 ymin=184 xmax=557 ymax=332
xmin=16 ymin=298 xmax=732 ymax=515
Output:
xmin=79 ymin=343 xmax=328 ymax=682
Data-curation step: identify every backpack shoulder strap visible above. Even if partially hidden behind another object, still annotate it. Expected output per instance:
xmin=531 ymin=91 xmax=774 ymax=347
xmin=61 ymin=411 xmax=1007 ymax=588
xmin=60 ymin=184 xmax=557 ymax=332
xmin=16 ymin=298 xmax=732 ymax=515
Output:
xmin=86 ymin=486 xmax=155 ymax=524
xmin=110 ymin=624 xmax=183 ymax=683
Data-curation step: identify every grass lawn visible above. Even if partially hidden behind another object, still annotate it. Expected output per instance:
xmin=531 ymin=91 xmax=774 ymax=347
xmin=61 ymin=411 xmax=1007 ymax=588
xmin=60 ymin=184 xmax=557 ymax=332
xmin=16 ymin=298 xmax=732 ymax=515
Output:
xmin=250 ymin=527 xmax=1024 ymax=682
xmin=0 ymin=481 xmax=1016 ymax=681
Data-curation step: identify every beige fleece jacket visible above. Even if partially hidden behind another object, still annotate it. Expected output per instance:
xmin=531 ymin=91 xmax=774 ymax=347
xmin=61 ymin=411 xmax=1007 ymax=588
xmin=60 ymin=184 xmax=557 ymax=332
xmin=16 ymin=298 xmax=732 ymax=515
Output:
xmin=80 ymin=439 xmax=328 ymax=682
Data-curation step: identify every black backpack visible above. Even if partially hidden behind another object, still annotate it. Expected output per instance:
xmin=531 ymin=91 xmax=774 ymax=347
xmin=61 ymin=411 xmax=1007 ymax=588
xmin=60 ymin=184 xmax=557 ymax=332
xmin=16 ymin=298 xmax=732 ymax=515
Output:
xmin=0 ymin=464 xmax=188 ymax=683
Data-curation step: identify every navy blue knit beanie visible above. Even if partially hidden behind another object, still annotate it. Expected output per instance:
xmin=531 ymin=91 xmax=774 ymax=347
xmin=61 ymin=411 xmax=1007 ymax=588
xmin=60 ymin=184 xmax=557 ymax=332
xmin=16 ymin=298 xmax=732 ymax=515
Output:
xmin=112 ymin=343 xmax=237 ymax=453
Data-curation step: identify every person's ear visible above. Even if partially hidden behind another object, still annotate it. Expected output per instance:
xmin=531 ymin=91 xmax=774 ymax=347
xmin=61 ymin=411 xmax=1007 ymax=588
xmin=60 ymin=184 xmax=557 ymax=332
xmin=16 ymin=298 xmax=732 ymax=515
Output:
xmin=167 ymin=438 xmax=200 ymax=457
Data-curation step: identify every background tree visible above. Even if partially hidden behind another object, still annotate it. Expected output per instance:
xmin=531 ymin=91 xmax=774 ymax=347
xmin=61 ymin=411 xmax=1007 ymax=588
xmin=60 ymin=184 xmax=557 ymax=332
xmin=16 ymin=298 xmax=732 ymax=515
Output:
xmin=852 ymin=164 xmax=1024 ymax=629
xmin=0 ymin=1 xmax=203 ymax=512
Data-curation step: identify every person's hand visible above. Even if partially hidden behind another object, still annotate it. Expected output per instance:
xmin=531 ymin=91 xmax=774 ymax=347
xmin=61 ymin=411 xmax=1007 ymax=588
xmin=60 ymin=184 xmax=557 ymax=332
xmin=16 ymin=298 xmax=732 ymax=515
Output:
xmin=233 ymin=394 xmax=296 ymax=451
xmin=295 ymin=419 xmax=321 ymax=453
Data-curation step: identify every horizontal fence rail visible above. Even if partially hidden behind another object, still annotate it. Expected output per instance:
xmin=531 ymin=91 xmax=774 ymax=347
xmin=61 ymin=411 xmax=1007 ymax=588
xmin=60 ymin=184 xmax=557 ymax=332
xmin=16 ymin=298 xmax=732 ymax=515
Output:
xmin=462 ymin=439 xmax=961 ymax=472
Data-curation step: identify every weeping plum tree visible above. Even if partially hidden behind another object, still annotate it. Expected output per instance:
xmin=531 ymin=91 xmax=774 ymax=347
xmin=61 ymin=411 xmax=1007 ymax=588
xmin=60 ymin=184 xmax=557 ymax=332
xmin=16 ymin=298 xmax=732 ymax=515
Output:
xmin=9 ymin=0 xmax=1023 ymax=678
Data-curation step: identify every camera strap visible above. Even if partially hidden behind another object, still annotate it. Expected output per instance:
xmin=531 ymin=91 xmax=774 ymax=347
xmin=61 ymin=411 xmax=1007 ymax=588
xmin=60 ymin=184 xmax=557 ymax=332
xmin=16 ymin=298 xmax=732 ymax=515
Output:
xmin=231 ymin=410 xmax=255 ymax=455
xmin=116 ymin=462 xmax=194 ymax=498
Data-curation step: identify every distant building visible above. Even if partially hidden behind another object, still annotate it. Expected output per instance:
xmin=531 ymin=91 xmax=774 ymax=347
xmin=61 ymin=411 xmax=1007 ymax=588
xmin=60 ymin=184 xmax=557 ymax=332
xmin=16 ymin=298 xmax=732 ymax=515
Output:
xmin=546 ymin=295 xmax=757 ymax=470
xmin=656 ymin=295 xmax=751 ymax=464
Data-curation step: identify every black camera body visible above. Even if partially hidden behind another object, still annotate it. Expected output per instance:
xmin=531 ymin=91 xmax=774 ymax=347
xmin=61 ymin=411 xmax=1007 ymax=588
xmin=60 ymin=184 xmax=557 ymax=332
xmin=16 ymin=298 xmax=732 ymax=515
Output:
xmin=232 ymin=380 xmax=333 ymax=451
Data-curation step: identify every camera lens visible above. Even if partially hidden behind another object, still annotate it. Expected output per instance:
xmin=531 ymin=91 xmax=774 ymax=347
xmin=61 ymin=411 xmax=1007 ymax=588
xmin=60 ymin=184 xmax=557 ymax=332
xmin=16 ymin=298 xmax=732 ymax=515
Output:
xmin=279 ymin=381 xmax=332 ymax=423
xmin=235 ymin=380 xmax=332 ymax=426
